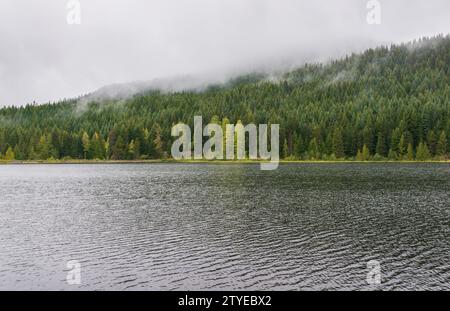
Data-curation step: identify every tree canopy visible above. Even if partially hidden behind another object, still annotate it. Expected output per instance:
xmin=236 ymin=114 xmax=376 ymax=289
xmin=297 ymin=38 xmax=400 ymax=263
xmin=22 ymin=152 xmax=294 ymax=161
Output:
xmin=0 ymin=35 xmax=449 ymax=161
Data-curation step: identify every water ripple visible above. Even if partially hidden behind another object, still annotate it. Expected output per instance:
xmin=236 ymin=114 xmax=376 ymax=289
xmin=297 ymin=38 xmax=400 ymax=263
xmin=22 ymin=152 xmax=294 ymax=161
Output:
xmin=0 ymin=163 xmax=448 ymax=290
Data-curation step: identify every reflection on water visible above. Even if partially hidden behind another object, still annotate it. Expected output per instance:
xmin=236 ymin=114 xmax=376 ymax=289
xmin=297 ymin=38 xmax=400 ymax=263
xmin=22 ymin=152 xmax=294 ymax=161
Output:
xmin=0 ymin=163 xmax=448 ymax=290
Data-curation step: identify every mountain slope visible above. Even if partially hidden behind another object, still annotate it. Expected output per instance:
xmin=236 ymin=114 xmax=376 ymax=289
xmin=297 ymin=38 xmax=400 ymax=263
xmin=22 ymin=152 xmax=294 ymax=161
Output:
xmin=0 ymin=35 xmax=449 ymax=161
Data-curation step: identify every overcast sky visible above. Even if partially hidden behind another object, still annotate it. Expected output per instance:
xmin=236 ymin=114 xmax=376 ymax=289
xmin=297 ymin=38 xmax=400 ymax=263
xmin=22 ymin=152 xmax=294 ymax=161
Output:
xmin=0 ymin=0 xmax=449 ymax=106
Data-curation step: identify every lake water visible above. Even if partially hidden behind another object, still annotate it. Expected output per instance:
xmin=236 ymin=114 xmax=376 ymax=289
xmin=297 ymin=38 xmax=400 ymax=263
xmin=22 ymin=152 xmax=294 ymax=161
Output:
xmin=0 ymin=163 xmax=448 ymax=291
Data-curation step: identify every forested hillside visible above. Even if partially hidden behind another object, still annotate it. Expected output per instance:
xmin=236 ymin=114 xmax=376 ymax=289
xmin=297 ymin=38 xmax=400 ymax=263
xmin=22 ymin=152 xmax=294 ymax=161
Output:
xmin=0 ymin=35 xmax=449 ymax=161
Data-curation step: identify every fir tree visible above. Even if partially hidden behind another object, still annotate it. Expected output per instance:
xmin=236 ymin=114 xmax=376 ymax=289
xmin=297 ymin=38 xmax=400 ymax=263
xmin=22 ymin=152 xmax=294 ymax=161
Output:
xmin=436 ymin=131 xmax=447 ymax=157
xmin=332 ymin=127 xmax=344 ymax=158
xmin=4 ymin=146 xmax=15 ymax=161
xmin=362 ymin=144 xmax=370 ymax=161
xmin=398 ymin=134 xmax=406 ymax=159
xmin=407 ymin=143 xmax=414 ymax=161
xmin=283 ymin=138 xmax=289 ymax=159
xmin=308 ymin=138 xmax=320 ymax=160
xmin=388 ymin=149 xmax=397 ymax=160
xmin=356 ymin=149 xmax=363 ymax=161
xmin=153 ymin=125 xmax=164 ymax=159
xmin=416 ymin=142 xmax=431 ymax=161
xmin=375 ymin=133 xmax=386 ymax=157
xmin=81 ymin=132 xmax=90 ymax=159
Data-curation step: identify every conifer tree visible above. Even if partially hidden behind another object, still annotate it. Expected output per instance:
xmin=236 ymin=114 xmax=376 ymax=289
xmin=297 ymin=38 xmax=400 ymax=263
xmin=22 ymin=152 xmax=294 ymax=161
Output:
xmin=375 ymin=133 xmax=386 ymax=157
xmin=356 ymin=149 xmax=363 ymax=161
xmin=427 ymin=130 xmax=437 ymax=156
xmin=127 ymin=140 xmax=136 ymax=160
xmin=308 ymin=138 xmax=320 ymax=160
xmin=436 ymin=131 xmax=447 ymax=157
xmin=407 ymin=143 xmax=414 ymax=161
xmin=294 ymin=134 xmax=304 ymax=159
xmin=416 ymin=142 xmax=431 ymax=161
xmin=362 ymin=144 xmax=370 ymax=161
xmin=112 ymin=135 xmax=126 ymax=160
xmin=283 ymin=138 xmax=289 ymax=159
xmin=153 ymin=125 xmax=164 ymax=158
xmin=36 ymin=135 xmax=52 ymax=160
xmin=398 ymin=134 xmax=406 ymax=159
xmin=90 ymin=132 xmax=104 ymax=159
xmin=388 ymin=149 xmax=397 ymax=160
xmin=81 ymin=132 xmax=90 ymax=159
xmin=332 ymin=127 xmax=344 ymax=158
xmin=4 ymin=146 xmax=15 ymax=161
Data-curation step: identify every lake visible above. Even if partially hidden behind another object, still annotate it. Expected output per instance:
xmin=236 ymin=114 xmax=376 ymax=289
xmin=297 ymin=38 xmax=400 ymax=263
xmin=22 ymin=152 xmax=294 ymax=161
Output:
xmin=0 ymin=163 xmax=448 ymax=290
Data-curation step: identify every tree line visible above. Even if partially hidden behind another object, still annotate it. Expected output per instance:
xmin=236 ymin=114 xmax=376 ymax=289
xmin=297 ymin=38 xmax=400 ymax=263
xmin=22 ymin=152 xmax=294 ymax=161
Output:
xmin=0 ymin=35 xmax=449 ymax=161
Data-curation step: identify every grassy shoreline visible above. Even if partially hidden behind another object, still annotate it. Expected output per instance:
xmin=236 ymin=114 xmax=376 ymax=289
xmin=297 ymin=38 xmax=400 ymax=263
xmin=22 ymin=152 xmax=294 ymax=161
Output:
xmin=0 ymin=159 xmax=448 ymax=165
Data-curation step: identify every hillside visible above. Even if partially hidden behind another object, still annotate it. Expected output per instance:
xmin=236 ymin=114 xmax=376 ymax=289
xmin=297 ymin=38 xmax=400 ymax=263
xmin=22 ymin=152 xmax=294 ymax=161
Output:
xmin=0 ymin=35 xmax=449 ymax=161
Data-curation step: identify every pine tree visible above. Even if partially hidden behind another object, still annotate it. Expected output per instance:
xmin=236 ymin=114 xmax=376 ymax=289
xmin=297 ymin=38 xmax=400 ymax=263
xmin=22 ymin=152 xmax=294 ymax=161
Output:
xmin=427 ymin=130 xmax=437 ymax=156
xmin=356 ymin=149 xmax=363 ymax=161
xmin=153 ymin=125 xmax=164 ymax=158
xmin=407 ymin=143 xmax=414 ymax=161
xmin=362 ymin=144 xmax=370 ymax=161
xmin=308 ymin=138 xmax=320 ymax=160
xmin=4 ymin=146 xmax=15 ymax=161
xmin=283 ymin=138 xmax=289 ymax=159
xmin=388 ymin=149 xmax=397 ymax=160
xmin=104 ymin=138 xmax=110 ymax=160
xmin=436 ymin=131 xmax=447 ymax=158
xmin=134 ymin=139 xmax=141 ymax=160
xmin=90 ymin=132 xmax=105 ymax=159
xmin=416 ymin=141 xmax=431 ymax=161
xmin=13 ymin=145 xmax=21 ymax=160
xmin=127 ymin=140 xmax=136 ymax=160
xmin=107 ymin=128 xmax=118 ymax=159
xmin=81 ymin=131 xmax=90 ymax=159
xmin=112 ymin=135 xmax=126 ymax=160
xmin=398 ymin=134 xmax=406 ymax=159
xmin=332 ymin=127 xmax=344 ymax=158
xmin=375 ymin=132 xmax=386 ymax=157
xmin=390 ymin=128 xmax=402 ymax=153
xmin=294 ymin=134 xmax=304 ymax=159
xmin=362 ymin=125 xmax=374 ymax=155
xmin=138 ymin=128 xmax=150 ymax=158
xmin=36 ymin=135 xmax=51 ymax=160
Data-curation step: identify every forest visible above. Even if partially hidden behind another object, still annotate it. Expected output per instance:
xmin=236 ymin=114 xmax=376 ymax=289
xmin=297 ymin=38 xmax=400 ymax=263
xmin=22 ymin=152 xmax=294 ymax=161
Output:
xmin=0 ymin=35 xmax=449 ymax=162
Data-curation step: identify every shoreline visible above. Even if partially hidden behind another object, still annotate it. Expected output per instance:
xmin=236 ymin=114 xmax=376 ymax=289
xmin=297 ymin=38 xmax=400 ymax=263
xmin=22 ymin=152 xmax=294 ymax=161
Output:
xmin=0 ymin=159 xmax=448 ymax=165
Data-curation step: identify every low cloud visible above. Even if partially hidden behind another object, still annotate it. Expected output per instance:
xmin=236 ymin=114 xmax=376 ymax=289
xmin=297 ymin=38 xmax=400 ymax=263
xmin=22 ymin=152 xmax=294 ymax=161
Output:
xmin=0 ymin=0 xmax=449 ymax=106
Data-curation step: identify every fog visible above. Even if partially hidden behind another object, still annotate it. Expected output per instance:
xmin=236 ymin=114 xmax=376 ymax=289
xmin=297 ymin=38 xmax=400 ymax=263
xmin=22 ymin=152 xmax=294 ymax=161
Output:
xmin=0 ymin=0 xmax=449 ymax=106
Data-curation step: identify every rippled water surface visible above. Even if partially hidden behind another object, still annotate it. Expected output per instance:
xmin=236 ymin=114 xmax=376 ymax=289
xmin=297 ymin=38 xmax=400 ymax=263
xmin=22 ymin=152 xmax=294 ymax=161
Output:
xmin=0 ymin=163 xmax=448 ymax=290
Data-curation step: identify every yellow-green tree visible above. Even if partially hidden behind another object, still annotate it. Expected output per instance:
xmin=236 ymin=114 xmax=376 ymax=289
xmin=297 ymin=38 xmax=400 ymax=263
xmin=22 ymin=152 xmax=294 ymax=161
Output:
xmin=416 ymin=142 xmax=431 ymax=161
xmin=356 ymin=149 xmax=363 ymax=161
xmin=36 ymin=134 xmax=52 ymax=160
xmin=81 ymin=132 xmax=90 ymax=159
xmin=4 ymin=147 xmax=15 ymax=161
xmin=90 ymin=132 xmax=105 ymax=159
xmin=362 ymin=144 xmax=371 ymax=161
xmin=407 ymin=143 xmax=414 ymax=160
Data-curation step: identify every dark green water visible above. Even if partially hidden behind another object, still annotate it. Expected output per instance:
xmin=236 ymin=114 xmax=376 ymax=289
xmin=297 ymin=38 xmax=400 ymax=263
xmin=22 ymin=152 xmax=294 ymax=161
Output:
xmin=0 ymin=163 xmax=448 ymax=290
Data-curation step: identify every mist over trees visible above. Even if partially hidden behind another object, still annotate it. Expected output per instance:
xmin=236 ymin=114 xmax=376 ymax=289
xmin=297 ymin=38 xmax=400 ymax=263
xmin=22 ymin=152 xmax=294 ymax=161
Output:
xmin=0 ymin=35 xmax=449 ymax=161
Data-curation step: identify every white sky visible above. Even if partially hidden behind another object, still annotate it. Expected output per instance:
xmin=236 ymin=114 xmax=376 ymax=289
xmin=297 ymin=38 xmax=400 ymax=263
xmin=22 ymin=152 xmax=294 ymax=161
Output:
xmin=0 ymin=0 xmax=449 ymax=106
